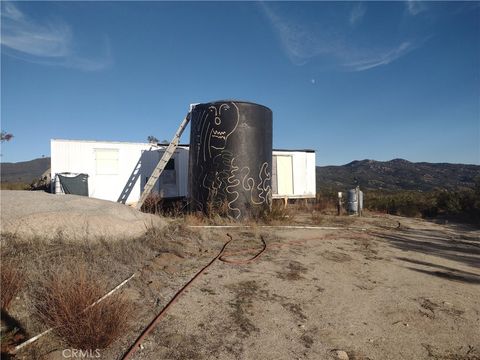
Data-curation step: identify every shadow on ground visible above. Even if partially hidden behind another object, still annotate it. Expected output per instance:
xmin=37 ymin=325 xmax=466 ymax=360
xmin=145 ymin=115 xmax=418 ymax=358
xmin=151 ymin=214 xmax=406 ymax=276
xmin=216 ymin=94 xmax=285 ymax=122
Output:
xmin=375 ymin=228 xmax=480 ymax=284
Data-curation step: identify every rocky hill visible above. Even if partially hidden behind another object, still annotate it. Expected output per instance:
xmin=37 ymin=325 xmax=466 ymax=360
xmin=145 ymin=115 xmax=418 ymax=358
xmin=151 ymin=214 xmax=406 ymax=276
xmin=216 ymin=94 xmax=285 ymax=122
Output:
xmin=1 ymin=157 xmax=50 ymax=183
xmin=1 ymin=157 xmax=479 ymax=192
xmin=317 ymin=159 xmax=479 ymax=192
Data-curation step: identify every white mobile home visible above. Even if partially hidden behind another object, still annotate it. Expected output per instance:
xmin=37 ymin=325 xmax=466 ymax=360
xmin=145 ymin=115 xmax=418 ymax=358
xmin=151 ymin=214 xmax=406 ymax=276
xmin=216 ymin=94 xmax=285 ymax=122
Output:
xmin=51 ymin=139 xmax=316 ymax=204
xmin=272 ymin=149 xmax=316 ymax=199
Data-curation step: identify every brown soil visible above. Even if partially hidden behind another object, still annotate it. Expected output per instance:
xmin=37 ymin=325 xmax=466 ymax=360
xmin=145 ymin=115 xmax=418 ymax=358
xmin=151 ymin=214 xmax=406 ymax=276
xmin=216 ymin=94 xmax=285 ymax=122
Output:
xmin=2 ymin=207 xmax=479 ymax=360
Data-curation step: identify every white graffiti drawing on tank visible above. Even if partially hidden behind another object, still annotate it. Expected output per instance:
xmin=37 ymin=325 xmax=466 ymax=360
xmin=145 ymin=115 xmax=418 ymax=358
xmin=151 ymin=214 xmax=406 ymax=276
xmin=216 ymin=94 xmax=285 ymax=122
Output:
xmin=197 ymin=103 xmax=239 ymax=160
xmin=191 ymin=101 xmax=271 ymax=218
xmin=239 ymin=162 xmax=272 ymax=206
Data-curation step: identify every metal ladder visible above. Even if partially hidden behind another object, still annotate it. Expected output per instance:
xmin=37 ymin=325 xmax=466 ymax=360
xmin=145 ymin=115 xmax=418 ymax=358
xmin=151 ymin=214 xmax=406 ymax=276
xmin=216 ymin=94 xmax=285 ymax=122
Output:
xmin=135 ymin=113 xmax=191 ymax=210
xmin=117 ymin=146 xmax=153 ymax=204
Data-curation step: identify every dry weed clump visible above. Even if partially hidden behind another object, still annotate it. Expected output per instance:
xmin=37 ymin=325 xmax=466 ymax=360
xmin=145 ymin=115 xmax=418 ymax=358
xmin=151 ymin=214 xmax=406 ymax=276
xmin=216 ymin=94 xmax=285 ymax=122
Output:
xmin=140 ymin=192 xmax=163 ymax=214
xmin=314 ymin=193 xmax=337 ymax=214
xmin=311 ymin=212 xmax=326 ymax=225
xmin=205 ymin=197 xmax=231 ymax=219
xmin=1 ymin=262 xmax=24 ymax=310
xmin=260 ymin=200 xmax=293 ymax=224
xmin=33 ymin=265 xmax=132 ymax=350
xmin=184 ymin=212 xmax=206 ymax=226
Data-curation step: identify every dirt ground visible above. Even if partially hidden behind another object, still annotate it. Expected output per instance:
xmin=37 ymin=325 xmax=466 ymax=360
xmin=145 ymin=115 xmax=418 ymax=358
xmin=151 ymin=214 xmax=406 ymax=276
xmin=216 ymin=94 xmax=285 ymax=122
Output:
xmin=124 ymin=217 xmax=479 ymax=360
xmin=3 ymin=207 xmax=479 ymax=359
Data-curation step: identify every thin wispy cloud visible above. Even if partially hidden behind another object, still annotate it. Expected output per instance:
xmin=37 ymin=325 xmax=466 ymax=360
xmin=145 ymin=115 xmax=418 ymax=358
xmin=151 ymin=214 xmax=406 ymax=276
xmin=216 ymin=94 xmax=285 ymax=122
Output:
xmin=1 ymin=2 xmax=112 ymax=71
xmin=261 ymin=2 xmax=343 ymax=66
xmin=406 ymin=0 xmax=426 ymax=16
xmin=261 ymin=2 xmax=421 ymax=72
xmin=343 ymin=42 xmax=414 ymax=71
xmin=349 ymin=3 xmax=366 ymax=26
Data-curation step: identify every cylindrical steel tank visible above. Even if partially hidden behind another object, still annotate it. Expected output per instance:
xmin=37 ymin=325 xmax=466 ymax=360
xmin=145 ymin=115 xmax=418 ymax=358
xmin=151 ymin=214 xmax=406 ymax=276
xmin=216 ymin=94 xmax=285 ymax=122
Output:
xmin=188 ymin=100 xmax=272 ymax=219
xmin=358 ymin=190 xmax=364 ymax=211
xmin=347 ymin=189 xmax=357 ymax=213
xmin=347 ymin=188 xmax=364 ymax=214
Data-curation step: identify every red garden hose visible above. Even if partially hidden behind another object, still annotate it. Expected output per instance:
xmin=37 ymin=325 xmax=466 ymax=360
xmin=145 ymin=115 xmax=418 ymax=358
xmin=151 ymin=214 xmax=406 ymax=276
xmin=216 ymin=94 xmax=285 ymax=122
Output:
xmin=121 ymin=233 xmax=267 ymax=360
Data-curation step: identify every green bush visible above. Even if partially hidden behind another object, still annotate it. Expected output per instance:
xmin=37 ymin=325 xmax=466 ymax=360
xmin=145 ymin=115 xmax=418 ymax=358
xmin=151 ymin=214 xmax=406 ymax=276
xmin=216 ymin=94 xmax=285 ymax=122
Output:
xmin=364 ymin=186 xmax=479 ymax=224
xmin=0 ymin=182 xmax=30 ymax=190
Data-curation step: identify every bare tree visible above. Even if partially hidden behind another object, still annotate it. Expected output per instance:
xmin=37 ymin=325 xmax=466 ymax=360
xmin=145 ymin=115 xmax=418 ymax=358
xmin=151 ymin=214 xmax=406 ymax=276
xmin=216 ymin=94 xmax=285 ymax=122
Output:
xmin=147 ymin=135 xmax=159 ymax=144
xmin=1 ymin=131 xmax=13 ymax=142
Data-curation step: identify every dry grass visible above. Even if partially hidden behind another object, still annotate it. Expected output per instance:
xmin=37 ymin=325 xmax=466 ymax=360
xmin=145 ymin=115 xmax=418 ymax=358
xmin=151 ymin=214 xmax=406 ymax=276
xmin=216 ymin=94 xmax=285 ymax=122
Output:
xmin=33 ymin=265 xmax=132 ymax=350
xmin=0 ymin=223 xmax=208 ymax=355
xmin=206 ymin=197 xmax=230 ymax=218
xmin=140 ymin=192 xmax=163 ymax=214
xmin=1 ymin=261 xmax=24 ymax=310
xmin=0 ymin=182 xmax=30 ymax=190
xmin=313 ymin=198 xmax=337 ymax=214
xmin=184 ymin=212 xmax=206 ymax=226
xmin=259 ymin=200 xmax=293 ymax=224
xmin=0 ymin=222 xmax=202 ymax=281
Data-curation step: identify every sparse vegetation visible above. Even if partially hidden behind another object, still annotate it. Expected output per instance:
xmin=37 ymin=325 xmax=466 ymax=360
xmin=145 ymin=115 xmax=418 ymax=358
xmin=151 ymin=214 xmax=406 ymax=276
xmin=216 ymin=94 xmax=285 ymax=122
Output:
xmin=259 ymin=200 xmax=292 ymax=224
xmin=0 ymin=223 xmax=210 ymax=356
xmin=140 ymin=192 xmax=164 ymax=214
xmin=1 ymin=262 xmax=24 ymax=310
xmin=315 ymin=177 xmax=480 ymax=225
xmin=0 ymin=131 xmax=13 ymax=142
xmin=147 ymin=135 xmax=159 ymax=144
xmin=316 ymin=159 xmax=480 ymax=192
xmin=33 ymin=265 xmax=132 ymax=350
xmin=1 ymin=262 xmax=27 ymax=356
xmin=206 ymin=196 xmax=230 ymax=218
xmin=0 ymin=182 xmax=30 ymax=190
xmin=1 ymin=189 xmax=478 ymax=358
xmin=365 ymin=185 xmax=480 ymax=223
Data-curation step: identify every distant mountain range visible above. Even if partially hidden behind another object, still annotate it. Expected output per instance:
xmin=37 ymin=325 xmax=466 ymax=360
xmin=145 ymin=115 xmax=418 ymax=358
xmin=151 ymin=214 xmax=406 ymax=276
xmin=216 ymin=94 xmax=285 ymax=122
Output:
xmin=317 ymin=159 xmax=479 ymax=192
xmin=1 ymin=157 xmax=478 ymax=192
xmin=1 ymin=157 xmax=50 ymax=183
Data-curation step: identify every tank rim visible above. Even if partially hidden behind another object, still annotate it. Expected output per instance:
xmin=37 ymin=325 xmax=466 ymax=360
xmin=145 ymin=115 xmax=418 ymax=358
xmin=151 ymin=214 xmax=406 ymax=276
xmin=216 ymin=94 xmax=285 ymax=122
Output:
xmin=193 ymin=100 xmax=272 ymax=112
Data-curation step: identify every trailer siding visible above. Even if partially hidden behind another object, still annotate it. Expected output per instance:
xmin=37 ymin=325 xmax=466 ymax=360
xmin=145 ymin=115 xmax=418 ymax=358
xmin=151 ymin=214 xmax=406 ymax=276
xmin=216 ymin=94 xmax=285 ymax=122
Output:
xmin=51 ymin=139 xmax=315 ymax=203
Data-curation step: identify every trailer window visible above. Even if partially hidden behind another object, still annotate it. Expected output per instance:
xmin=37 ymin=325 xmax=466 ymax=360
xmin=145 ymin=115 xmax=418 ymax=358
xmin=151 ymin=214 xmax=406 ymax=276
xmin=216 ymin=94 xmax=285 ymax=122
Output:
xmin=95 ymin=148 xmax=119 ymax=175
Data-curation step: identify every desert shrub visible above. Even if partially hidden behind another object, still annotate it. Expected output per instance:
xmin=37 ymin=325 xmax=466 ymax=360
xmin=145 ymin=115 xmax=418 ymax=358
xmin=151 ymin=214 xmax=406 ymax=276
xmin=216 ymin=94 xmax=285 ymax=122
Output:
xmin=141 ymin=194 xmax=187 ymax=217
xmin=33 ymin=265 xmax=132 ymax=350
xmin=184 ymin=212 xmax=206 ymax=226
xmin=435 ymin=188 xmax=480 ymax=223
xmin=315 ymin=192 xmax=337 ymax=213
xmin=365 ymin=187 xmax=480 ymax=224
xmin=260 ymin=200 xmax=292 ymax=223
xmin=365 ymin=190 xmax=432 ymax=217
xmin=140 ymin=192 xmax=163 ymax=214
xmin=0 ymin=182 xmax=30 ymax=190
xmin=436 ymin=191 xmax=462 ymax=214
xmin=165 ymin=200 xmax=185 ymax=217
xmin=205 ymin=195 xmax=230 ymax=218
xmin=311 ymin=212 xmax=325 ymax=225
xmin=0 ymin=263 xmax=24 ymax=310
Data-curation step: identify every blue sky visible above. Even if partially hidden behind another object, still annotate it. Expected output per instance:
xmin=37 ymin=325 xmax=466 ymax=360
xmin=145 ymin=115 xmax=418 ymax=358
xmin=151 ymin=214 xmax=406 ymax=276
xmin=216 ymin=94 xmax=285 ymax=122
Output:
xmin=1 ymin=1 xmax=479 ymax=165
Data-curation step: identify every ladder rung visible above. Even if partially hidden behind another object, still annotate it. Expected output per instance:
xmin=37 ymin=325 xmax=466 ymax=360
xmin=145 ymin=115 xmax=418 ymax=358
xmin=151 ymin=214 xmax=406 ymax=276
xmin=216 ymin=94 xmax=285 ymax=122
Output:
xmin=136 ymin=113 xmax=190 ymax=209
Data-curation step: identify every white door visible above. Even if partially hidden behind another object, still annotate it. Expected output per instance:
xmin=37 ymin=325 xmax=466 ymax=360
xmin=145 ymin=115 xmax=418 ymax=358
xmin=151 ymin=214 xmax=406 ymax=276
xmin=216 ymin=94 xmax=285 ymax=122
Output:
xmin=276 ymin=155 xmax=293 ymax=195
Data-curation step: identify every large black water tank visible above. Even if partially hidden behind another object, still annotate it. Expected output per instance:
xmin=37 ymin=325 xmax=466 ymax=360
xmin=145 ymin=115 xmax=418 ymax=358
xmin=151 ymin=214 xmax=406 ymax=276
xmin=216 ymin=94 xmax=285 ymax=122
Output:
xmin=188 ymin=100 xmax=273 ymax=219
